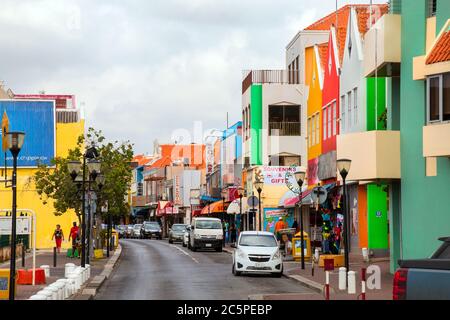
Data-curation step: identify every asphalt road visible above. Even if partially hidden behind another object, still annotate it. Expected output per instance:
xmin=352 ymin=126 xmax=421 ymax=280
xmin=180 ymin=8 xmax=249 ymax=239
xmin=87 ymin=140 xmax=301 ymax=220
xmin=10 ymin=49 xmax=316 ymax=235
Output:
xmin=95 ymin=239 xmax=314 ymax=300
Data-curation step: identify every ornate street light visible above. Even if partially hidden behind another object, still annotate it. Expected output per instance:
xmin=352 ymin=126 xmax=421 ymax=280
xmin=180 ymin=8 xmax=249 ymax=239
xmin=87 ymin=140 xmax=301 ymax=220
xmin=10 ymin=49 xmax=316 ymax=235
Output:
xmin=237 ymin=187 xmax=244 ymax=232
xmin=295 ymin=169 xmax=306 ymax=270
xmin=254 ymin=179 xmax=264 ymax=231
xmin=337 ymin=158 xmax=352 ymax=278
xmin=6 ymin=131 xmax=25 ymax=301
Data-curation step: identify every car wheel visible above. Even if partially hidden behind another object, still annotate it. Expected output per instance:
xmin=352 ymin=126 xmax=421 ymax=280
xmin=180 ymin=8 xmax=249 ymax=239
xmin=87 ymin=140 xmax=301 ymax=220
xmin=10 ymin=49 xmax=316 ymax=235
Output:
xmin=232 ymin=263 xmax=241 ymax=276
xmin=215 ymin=247 xmax=222 ymax=252
xmin=169 ymin=239 xmax=173 ymax=244
xmin=182 ymin=242 xmax=187 ymax=247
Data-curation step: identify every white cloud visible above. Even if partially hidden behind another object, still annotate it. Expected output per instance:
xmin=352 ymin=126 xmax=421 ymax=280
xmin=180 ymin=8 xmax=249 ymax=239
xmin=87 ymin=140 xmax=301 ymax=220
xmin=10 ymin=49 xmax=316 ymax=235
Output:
xmin=0 ymin=0 xmax=388 ymax=154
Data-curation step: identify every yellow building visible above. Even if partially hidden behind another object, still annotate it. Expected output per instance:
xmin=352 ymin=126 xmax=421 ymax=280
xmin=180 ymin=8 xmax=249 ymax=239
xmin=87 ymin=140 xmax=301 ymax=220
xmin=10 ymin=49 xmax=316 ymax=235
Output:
xmin=306 ymin=44 xmax=327 ymax=187
xmin=0 ymin=107 xmax=84 ymax=249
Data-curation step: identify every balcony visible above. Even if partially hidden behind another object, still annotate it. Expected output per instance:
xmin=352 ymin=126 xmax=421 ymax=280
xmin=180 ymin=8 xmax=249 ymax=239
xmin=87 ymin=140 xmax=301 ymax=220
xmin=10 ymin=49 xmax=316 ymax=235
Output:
xmin=337 ymin=131 xmax=401 ymax=181
xmin=423 ymin=122 xmax=450 ymax=157
xmin=363 ymin=14 xmax=401 ymax=77
xmin=242 ymin=70 xmax=299 ymax=94
xmin=269 ymin=122 xmax=301 ymax=136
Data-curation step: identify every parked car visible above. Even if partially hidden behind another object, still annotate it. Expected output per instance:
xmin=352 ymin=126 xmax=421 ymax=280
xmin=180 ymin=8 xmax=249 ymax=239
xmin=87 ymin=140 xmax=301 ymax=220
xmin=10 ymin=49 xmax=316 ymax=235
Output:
xmin=393 ymin=236 xmax=450 ymax=300
xmin=169 ymin=224 xmax=188 ymax=244
xmin=141 ymin=221 xmax=162 ymax=239
xmin=182 ymin=226 xmax=190 ymax=247
xmin=189 ymin=217 xmax=223 ymax=252
xmin=125 ymin=225 xmax=134 ymax=238
xmin=132 ymin=224 xmax=142 ymax=239
xmin=231 ymin=231 xmax=283 ymax=277
xmin=116 ymin=225 xmax=127 ymax=239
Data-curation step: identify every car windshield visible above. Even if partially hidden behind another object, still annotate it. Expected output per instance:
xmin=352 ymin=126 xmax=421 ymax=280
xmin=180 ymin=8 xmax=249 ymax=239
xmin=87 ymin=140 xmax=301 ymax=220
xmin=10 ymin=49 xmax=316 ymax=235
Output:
xmin=145 ymin=223 xmax=159 ymax=230
xmin=172 ymin=225 xmax=186 ymax=231
xmin=134 ymin=225 xmax=142 ymax=229
xmin=195 ymin=220 xmax=222 ymax=229
xmin=239 ymin=235 xmax=278 ymax=247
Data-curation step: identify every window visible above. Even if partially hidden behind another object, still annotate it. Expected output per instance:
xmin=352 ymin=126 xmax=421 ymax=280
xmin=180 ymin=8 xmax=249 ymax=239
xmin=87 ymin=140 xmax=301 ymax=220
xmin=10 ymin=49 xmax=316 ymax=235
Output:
xmin=353 ymin=88 xmax=358 ymax=126
xmin=427 ymin=0 xmax=437 ymax=17
xmin=341 ymin=95 xmax=346 ymax=132
xmin=327 ymin=105 xmax=332 ymax=138
xmin=295 ymin=56 xmax=300 ymax=84
xmin=348 ymin=91 xmax=352 ymax=129
xmin=427 ymin=73 xmax=450 ymax=123
xmin=269 ymin=155 xmax=301 ymax=166
xmin=333 ymin=102 xmax=337 ymax=136
xmin=323 ymin=108 xmax=327 ymax=141
xmin=308 ymin=118 xmax=312 ymax=147
xmin=268 ymin=105 xmax=300 ymax=136
xmin=316 ymin=114 xmax=320 ymax=145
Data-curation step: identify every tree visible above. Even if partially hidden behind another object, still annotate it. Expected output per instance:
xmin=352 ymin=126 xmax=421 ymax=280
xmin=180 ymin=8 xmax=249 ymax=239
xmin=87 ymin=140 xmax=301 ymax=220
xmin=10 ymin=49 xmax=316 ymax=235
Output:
xmin=32 ymin=128 xmax=134 ymax=225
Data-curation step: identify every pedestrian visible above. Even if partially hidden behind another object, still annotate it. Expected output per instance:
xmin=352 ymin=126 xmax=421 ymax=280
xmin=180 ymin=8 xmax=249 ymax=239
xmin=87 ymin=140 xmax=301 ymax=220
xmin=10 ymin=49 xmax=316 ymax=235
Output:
xmin=51 ymin=224 xmax=64 ymax=253
xmin=230 ymin=223 xmax=237 ymax=244
xmin=225 ymin=221 xmax=230 ymax=244
xmin=68 ymin=222 xmax=79 ymax=258
xmin=274 ymin=217 xmax=286 ymax=241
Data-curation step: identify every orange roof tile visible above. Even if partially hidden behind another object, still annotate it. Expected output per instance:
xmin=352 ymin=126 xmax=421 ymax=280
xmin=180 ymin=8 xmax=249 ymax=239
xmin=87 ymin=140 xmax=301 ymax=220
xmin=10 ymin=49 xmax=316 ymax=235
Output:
xmin=133 ymin=154 xmax=154 ymax=166
xmin=317 ymin=43 xmax=329 ymax=71
xmin=306 ymin=4 xmax=388 ymax=64
xmin=426 ymin=31 xmax=450 ymax=65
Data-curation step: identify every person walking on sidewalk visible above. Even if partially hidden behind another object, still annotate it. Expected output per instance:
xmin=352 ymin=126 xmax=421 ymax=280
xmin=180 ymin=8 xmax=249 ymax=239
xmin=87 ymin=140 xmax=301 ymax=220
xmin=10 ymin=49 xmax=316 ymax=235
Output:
xmin=51 ymin=224 xmax=65 ymax=253
xmin=68 ymin=222 xmax=79 ymax=258
xmin=230 ymin=223 xmax=237 ymax=244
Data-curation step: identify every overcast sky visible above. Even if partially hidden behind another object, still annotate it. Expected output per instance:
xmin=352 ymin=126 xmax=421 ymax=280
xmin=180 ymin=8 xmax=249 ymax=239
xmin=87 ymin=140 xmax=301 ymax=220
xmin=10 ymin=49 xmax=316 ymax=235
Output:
xmin=0 ymin=0 xmax=386 ymax=155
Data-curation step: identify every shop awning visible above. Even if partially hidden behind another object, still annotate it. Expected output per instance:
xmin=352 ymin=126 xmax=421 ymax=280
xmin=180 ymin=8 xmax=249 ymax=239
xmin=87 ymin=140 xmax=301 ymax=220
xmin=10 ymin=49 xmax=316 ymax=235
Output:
xmin=200 ymin=200 xmax=230 ymax=215
xmin=281 ymin=183 xmax=337 ymax=208
xmin=226 ymin=198 xmax=249 ymax=214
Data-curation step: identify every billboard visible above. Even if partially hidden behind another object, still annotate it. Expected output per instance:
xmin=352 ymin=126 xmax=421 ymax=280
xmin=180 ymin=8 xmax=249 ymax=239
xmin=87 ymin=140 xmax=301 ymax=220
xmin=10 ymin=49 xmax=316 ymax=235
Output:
xmin=0 ymin=100 xmax=55 ymax=167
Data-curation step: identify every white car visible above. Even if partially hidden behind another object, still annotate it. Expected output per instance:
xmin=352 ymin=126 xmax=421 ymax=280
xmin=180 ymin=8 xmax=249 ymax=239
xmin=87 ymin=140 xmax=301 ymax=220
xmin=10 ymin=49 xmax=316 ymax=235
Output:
xmin=189 ymin=217 xmax=223 ymax=252
xmin=232 ymin=231 xmax=283 ymax=277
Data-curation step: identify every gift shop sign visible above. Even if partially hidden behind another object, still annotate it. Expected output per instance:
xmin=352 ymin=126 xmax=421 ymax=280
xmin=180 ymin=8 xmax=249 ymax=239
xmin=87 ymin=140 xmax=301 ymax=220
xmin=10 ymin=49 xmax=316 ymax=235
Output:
xmin=262 ymin=166 xmax=301 ymax=185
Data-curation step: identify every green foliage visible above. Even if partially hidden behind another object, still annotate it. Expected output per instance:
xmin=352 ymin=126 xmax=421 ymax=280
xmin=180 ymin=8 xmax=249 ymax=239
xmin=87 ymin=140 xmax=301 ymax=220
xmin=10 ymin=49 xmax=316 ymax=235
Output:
xmin=32 ymin=128 xmax=134 ymax=222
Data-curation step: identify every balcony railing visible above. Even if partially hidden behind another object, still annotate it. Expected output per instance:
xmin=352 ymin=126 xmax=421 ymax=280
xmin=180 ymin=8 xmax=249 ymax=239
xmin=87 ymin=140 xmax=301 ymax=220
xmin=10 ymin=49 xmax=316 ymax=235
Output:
xmin=269 ymin=122 xmax=301 ymax=136
xmin=132 ymin=196 xmax=151 ymax=207
xmin=56 ymin=109 xmax=80 ymax=123
xmin=242 ymin=70 xmax=300 ymax=94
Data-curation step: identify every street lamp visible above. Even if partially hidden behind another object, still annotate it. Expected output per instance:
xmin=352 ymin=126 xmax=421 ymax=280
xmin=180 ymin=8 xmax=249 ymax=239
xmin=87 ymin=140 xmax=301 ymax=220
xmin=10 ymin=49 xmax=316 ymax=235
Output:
xmin=68 ymin=147 xmax=101 ymax=267
xmin=294 ymin=170 xmax=306 ymax=270
xmin=238 ymin=187 xmax=244 ymax=232
xmin=221 ymin=189 xmax=227 ymax=246
xmin=337 ymin=158 xmax=352 ymax=276
xmin=254 ymin=180 xmax=263 ymax=231
xmin=7 ymin=131 xmax=25 ymax=301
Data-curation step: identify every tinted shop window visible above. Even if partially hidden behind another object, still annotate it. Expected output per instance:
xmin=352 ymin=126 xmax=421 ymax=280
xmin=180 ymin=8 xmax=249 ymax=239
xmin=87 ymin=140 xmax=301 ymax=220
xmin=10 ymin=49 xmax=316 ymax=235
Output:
xmin=444 ymin=73 xmax=450 ymax=121
xmin=428 ymin=76 xmax=440 ymax=122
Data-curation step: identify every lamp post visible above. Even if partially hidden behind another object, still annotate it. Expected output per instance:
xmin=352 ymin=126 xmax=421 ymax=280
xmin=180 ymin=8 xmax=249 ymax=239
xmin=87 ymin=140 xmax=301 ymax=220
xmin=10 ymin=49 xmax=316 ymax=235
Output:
xmin=221 ymin=190 xmax=226 ymax=247
xmin=294 ymin=170 xmax=306 ymax=270
xmin=337 ymin=158 xmax=352 ymax=276
xmin=238 ymin=187 xmax=244 ymax=232
xmin=67 ymin=146 xmax=100 ymax=268
xmin=7 ymin=131 xmax=25 ymax=301
xmin=254 ymin=180 xmax=263 ymax=231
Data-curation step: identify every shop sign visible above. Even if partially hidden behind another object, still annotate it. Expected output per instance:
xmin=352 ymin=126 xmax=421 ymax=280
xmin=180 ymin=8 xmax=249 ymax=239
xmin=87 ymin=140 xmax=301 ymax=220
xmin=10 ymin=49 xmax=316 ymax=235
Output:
xmin=318 ymin=151 xmax=337 ymax=180
xmin=307 ymin=158 xmax=319 ymax=186
xmin=174 ymin=175 xmax=182 ymax=206
xmin=206 ymin=143 xmax=214 ymax=175
xmin=265 ymin=209 xmax=287 ymax=217
xmin=262 ymin=166 xmax=300 ymax=185
xmin=0 ymin=216 xmax=31 ymax=235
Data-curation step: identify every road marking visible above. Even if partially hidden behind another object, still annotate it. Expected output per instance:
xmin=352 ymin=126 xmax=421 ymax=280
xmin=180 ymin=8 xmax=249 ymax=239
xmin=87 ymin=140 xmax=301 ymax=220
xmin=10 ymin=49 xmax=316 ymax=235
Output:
xmin=154 ymin=240 xmax=200 ymax=264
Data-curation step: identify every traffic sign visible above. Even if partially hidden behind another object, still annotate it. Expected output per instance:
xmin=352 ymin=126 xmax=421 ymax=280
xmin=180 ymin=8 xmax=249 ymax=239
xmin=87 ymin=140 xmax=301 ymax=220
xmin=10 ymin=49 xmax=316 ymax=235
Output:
xmin=311 ymin=186 xmax=327 ymax=204
xmin=247 ymin=195 xmax=259 ymax=208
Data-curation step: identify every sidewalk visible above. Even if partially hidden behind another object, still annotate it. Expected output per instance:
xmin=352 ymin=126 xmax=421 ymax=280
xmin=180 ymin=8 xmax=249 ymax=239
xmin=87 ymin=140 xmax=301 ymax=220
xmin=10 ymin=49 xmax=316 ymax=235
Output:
xmin=223 ymin=245 xmax=393 ymax=300
xmin=0 ymin=248 xmax=117 ymax=300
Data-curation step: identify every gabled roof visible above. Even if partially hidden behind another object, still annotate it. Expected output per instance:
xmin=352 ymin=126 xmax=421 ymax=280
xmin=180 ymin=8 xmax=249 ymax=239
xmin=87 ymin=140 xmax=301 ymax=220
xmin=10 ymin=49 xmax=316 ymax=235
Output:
xmin=133 ymin=154 xmax=154 ymax=167
xmin=305 ymin=4 xmax=388 ymax=64
xmin=317 ymin=43 xmax=329 ymax=71
xmin=426 ymin=31 xmax=450 ymax=65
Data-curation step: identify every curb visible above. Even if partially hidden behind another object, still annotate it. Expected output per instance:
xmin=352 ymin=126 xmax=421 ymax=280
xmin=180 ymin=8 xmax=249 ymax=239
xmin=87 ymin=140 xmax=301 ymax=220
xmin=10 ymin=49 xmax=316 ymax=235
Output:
xmin=283 ymin=273 xmax=334 ymax=295
xmin=73 ymin=244 xmax=122 ymax=300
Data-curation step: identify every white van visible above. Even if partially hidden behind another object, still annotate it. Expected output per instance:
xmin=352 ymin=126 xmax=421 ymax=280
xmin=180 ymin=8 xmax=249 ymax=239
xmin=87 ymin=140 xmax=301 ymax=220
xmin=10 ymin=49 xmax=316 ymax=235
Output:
xmin=189 ymin=217 xmax=223 ymax=252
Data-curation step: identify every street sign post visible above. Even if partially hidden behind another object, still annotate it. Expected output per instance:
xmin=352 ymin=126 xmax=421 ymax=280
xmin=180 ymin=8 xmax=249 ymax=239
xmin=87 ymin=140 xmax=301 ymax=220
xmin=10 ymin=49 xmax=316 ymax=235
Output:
xmin=247 ymin=195 xmax=259 ymax=208
xmin=311 ymin=186 xmax=328 ymax=204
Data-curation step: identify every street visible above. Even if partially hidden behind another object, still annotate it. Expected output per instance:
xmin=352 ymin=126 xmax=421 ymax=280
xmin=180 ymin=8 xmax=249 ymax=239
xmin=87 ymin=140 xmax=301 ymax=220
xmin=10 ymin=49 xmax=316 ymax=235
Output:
xmin=95 ymin=239 xmax=314 ymax=300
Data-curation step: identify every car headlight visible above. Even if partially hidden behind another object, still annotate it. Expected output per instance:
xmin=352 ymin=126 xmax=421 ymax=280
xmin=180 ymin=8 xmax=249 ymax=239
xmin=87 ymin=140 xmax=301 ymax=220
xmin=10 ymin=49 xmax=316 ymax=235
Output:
xmin=273 ymin=250 xmax=281 ymax=260
xmin=216 ymin=234 xmax=223 ymax=240
xmin=237 ymin=250 xmax=247 ymax=259
xmin=194 ymin=234 xmax=201 ymax=239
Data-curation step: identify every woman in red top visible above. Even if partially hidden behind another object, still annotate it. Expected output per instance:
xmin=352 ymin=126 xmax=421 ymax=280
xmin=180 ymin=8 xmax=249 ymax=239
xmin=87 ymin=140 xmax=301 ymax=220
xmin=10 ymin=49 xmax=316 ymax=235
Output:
xmin=52 ymin=224 xmax=65 ymax=253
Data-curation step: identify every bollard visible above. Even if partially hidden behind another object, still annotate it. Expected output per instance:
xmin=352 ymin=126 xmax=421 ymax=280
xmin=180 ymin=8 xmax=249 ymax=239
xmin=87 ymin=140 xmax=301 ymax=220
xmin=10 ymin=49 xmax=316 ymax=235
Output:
xmin=29 ymin=294 xmax=48 ymax=300
xmin=49 ymin=282 xmax=65 ymax=300
xmin=362 ymin=248 xmax=369 ymax=263
xmin=43 ymin=287 xmax=58 ymax=300
xmin=36 ymin=290 xmax=53 ymax=300
xmin=325 ymin=270 xmax=330 ymax=300
xmin=67 ymin=274 xmax=78 ymax=294
xmin=348 ymin=271 xmax=356 ymax=294
xmin=360 ymin=268 xmax=367 ymax=300
xmin=65 ymin=263 xmax=76 ymax=278
xmin=53 ymin=247 xmax=57 ymax=267
xmin=85 ymin=264 xmax=91 ymax=279
xmin=339 ymin=267 xmax=347 ymax=290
